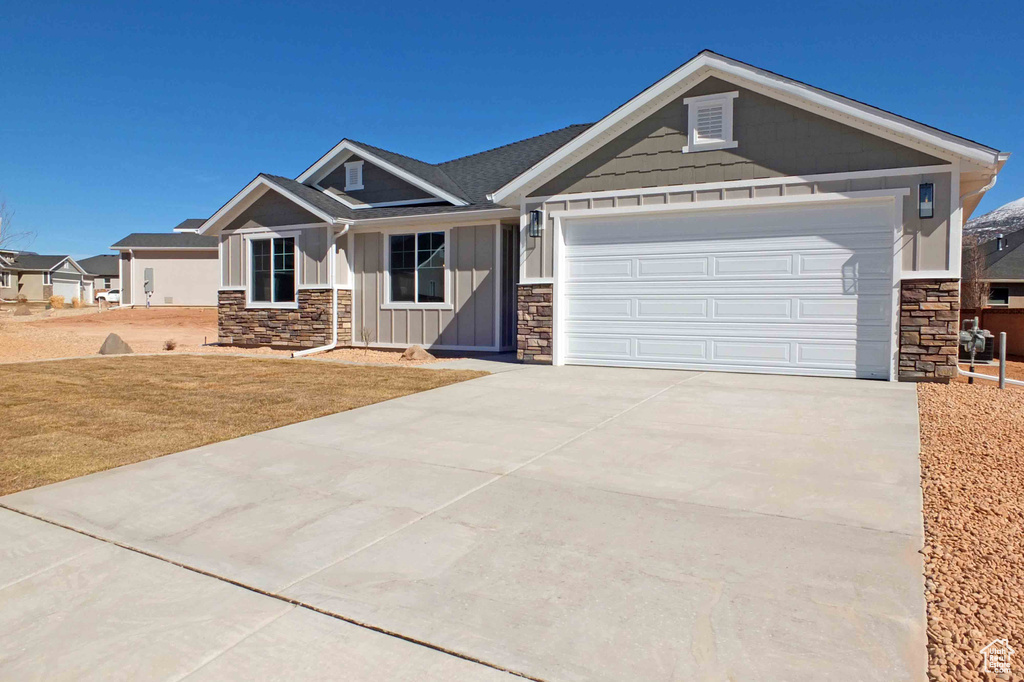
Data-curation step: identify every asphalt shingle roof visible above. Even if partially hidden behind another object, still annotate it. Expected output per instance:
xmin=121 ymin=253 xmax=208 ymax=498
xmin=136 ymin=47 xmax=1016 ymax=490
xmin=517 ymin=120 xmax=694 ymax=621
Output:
xmin=111 ymin=233 xmax=218 ymax=249
xmin=973 ymin=231 xmax=1024 ymax=280
xmin=349 ymin=141 xmax=471 ymax=204
xmin=172 ymin=218 xmax=207 ymax=232
xmin=77 ymin=254 xmax=120 ymax=276
xmin=9 ymin=254 xmax=70 ymax=271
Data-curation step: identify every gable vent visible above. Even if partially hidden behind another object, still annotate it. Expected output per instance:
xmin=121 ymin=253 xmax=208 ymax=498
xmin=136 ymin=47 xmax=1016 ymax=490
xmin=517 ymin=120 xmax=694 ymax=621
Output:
xmin=694 ymin=104 xmax=725 ymax=142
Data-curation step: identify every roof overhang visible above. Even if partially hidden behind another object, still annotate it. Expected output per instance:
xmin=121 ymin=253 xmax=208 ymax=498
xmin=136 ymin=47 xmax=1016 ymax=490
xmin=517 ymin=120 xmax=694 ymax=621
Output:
xmin=347 ymin=207 xmax=517 ymax=230
xmin=489 ymin=51 xmax=1009 ymax=205
xmin=111 ymin=246 xmax=218 ymax=252
xmin=296 ymin=140 xmax=469 ymax=207
xmin=199 ymin=175 xmax=342 ymax=236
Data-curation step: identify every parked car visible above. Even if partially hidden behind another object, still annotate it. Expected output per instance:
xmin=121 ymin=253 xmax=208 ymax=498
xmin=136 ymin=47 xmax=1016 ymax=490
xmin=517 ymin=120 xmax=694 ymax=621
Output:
xmin=96 ymin=289 xmax=120 ymax=304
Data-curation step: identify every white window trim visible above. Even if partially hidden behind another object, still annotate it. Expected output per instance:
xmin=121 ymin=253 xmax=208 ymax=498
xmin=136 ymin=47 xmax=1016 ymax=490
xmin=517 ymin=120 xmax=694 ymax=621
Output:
xmin=382 ymin=229 xmax=453 ymax=310
xmin=0 ymin=272 xmax=9 ymax=287
xmin=682 ymin=91 xmax=738 ymax=154
xmin=344 ymin=160 xmax=364 ymax=191
xmin=43 ymin=272 xmax=52 ymax=285
xmin=244 ymin=230 xmax=300 ymax=309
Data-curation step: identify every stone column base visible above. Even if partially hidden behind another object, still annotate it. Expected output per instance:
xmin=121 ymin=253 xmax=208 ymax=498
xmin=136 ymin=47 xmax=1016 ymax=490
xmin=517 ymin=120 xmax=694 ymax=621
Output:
xmin=218 ymin=288 xmax=343 ymax=348
xmin=899 ymin=279 xmax=960 ymax=382
xmin=517 ymin=283 xmax=553 ymax=364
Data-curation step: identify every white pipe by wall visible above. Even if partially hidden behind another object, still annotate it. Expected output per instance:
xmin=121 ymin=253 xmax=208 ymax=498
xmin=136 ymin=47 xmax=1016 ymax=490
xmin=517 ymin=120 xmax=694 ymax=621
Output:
xmin=292 ymin=225 xmax=348 ymax=358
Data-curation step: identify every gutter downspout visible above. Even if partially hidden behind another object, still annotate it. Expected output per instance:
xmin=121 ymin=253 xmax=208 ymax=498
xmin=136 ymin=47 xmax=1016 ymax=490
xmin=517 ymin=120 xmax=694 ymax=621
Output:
xmin=293 ymin=224 xmax=349 ymax=358
xmin=959 ymin=172 xmax=998 ymax=203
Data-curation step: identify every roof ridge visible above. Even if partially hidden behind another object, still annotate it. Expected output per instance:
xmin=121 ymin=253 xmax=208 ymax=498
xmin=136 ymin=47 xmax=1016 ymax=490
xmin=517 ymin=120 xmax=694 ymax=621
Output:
xmin=439 ymin=123 xmax=594 ymax=166
xmin=349 ymin=139 xmax=435 ymax=167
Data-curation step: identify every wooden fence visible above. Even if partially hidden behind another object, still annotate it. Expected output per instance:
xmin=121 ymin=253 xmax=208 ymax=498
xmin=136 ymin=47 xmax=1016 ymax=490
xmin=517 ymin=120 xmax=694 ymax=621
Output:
xmin=960 ymin=308 xmax=1024 ymax=357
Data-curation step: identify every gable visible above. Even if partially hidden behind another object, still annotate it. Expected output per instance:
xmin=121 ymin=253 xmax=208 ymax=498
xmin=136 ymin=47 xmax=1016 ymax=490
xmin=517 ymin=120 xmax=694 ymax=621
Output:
xmin=223 ymin=189 xmax=322 ymax=232
xmin=535 ymin=77 xmax=947 ymax=197
xmin=318 ymin=155 xmax=436 ymax=205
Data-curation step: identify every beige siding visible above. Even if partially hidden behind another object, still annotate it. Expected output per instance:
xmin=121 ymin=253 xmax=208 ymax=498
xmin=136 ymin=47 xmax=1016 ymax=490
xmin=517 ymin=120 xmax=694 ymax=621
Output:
xmin=353 ymin=225 xmax=497 ymax=349
xmin=535 ymin=77 xmax=945 ymax=197
xmin=335 ymin=232 xmax=351 ymax=287
xmin=523 ymin=171 xmax=953 ymax=277
xmin=222 ymin=226 xmax=333 ymax=288
xmin=129 ymin=250 xmax=219 ymax=306
xmin=320 ymin=156 xmax=434 ymax=205
xmin=18 ymin=272 xmax=45 ymax=301
xmin=1 ymin=271 xmax=17 ymax=299
xmin=120 ymin=254 xmax=132 ymax=304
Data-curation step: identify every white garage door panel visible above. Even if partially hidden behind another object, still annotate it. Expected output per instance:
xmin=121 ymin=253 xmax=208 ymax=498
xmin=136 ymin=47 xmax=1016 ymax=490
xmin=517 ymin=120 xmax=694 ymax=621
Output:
xmin=562 ymin=202 xmax=895 ymax=379
xmin=53 ymin=278 xmax=80 ymax=301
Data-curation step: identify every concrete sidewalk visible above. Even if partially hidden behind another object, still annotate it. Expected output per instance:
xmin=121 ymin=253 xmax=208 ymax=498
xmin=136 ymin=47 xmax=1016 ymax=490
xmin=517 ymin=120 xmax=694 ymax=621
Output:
xmin=0 ymin=366 xmax=926 ymax=681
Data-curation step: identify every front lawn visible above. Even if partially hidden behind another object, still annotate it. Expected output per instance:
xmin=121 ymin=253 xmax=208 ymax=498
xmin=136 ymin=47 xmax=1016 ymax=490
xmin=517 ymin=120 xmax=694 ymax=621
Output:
xmin=0 ymin=355 xmax=486 ymax=495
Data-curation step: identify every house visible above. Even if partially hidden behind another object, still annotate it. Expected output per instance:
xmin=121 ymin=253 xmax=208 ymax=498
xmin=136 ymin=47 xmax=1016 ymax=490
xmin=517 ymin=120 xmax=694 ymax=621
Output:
xmin=197 ymin=51 xmax=1008 ymax=381
xmin=111 ymin=219 xmax=218 ymax=306
xmin=0 ymin=254 xmax=89 ymax=304
xmin=963 ymin=196 xmax=1024 ymax=307
xmin=77 ymin=254 xmax=120 ymax=301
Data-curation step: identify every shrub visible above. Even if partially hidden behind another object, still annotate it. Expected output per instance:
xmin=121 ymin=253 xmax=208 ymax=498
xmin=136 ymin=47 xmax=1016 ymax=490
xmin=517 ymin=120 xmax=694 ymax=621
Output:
xmin=48 ymin=295 xmax=65 ymax=310
xmin=16 ymin=294 xmax=27 ymax=303
xmin=71 ymin=297 xmax=82 ymax=308
xmin=163 ymin=339 xmax=177 ymax=351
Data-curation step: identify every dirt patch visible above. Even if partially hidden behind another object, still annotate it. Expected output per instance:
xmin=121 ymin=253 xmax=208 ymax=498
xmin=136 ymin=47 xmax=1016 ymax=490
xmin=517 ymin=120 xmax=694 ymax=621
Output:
xmin=0 ymin=355 xmax=487 ymax=496
xmin=0 ymin=308 xmax=463 ymax=365
xmin=918 ymin=380 xmax=1024 ymax=680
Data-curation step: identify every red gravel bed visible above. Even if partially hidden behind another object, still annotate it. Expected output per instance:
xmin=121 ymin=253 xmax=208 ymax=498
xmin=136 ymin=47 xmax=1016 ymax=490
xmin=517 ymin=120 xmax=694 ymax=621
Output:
xmin=919 ymin=381 xmax=1024 ymax=681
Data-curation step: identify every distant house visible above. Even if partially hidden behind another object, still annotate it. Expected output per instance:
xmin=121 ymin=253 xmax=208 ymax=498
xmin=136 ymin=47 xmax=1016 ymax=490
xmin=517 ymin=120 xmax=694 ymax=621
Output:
xmin=0 ymin=254 xmax=89 ymax=303
xmin=964 ymin=230 xmax=1024 ymax=307
xmin=111 ymin=219 xmax=218 ymax=306
xmin=78 ymin=254 xmax=120 ymax=301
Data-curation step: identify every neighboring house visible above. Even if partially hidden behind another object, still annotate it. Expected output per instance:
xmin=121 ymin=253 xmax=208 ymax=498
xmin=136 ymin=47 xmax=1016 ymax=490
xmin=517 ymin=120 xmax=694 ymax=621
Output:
xmin=1 ymin=254 xmax=89 ymax=303
xmin=111 ymin=220 xmax=218 ymax=306
xmin=197 ymin=50 xmax=1008 ymax=382
xmin=77 ymin=254 xmax=121 ymax=301
xmin=963 ymin=196 xmax=1024 ymax=307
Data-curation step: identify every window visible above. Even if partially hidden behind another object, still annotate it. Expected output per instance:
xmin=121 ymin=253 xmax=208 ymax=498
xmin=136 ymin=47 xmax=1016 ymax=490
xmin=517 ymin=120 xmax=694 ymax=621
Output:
xmin=0 ymin=272 xmax=9 ymax=287
xmin=989 ymin=287 xmax=1010 ymax=307
xmin=103 ymin=277 xmax=111 ymax=288
xmin=250 ymin=236 xmax=295 ymax=304
xmin=388 ymin=231 xmax=446 ymax=304
xmin=344 ymin=160 xmax=364 ymax=191
xmin=43 ymin=272 xmax=52 ymax=285
xmin=682 ymin=91 xmax=738 ymax=153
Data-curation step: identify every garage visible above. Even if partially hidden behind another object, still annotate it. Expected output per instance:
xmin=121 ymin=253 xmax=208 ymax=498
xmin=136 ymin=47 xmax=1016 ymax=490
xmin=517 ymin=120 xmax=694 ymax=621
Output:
xmin=559 ymin=199 xmax=897 ymax=379
xmin=52 ymin=277 xmax=82 ymax=303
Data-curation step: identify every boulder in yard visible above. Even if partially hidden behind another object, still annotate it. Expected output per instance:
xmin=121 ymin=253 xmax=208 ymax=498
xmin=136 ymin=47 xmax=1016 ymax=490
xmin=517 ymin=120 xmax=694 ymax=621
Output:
xmin=13 ymin=304 xmax=31 ymax=316
xmin=98 ymin=333 xmax=133 ymax=355
xmin=401 ymin=344 xmax=434 ymax=362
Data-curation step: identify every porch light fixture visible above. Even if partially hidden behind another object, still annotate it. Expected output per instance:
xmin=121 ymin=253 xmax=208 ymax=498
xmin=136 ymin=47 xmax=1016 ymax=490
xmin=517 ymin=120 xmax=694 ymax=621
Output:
xmin=919 ymin=183 xmax=934 ymax=219
xmin=528 ymin=210 xmax=543 ymax=239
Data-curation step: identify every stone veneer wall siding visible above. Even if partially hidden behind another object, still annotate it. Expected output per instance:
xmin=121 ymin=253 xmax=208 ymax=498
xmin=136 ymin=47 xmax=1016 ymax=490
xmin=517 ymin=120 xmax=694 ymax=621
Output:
xmin=517 ymin=283 xmax=553 ymax=364
xmin=218 ymin=288 xmax=353 ymax=348
xmin=899 ymin=279 xmax=960 ymax=382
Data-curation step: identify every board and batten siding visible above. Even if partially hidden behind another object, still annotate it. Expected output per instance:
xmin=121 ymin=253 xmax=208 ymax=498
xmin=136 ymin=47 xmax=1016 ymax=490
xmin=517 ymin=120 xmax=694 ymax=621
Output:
xmin=221 ymin=225 xmax=335 ymax=288
xmin=353 ymin=225 xmax=497 ymax=349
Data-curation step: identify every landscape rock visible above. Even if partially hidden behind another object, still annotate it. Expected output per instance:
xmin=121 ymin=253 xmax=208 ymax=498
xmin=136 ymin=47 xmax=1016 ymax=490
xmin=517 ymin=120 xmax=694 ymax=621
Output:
xmin=98 ymin=333 xmax=133 ymax=355
xmin=13 ymin=304 xmax=31 ymax=316
xmin=400 ymin=344 xmax=435 ymax=362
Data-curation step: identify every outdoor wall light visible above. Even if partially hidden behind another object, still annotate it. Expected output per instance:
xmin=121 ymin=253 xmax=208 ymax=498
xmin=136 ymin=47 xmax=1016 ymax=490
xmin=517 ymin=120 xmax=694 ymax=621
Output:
xmin=919 ymin=183 xmax=934 ymax=219
xmin=528 ymin=209 xmax=543 ymax=238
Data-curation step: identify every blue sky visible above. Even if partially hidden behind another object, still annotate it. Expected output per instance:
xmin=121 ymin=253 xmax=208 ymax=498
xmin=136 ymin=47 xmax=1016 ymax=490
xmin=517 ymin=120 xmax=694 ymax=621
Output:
xmin=2 ymin=0 xmax=1020 ymax=258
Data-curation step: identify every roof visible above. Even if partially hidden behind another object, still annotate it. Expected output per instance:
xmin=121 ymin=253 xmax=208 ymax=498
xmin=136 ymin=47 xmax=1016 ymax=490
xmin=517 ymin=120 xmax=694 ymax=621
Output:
xmin=172 ymin=218 xmax=207 ymax=232
xmin=77 ymin=254 xmax=120 ymax=276
xmin=8 ymin=254 xmax=71 ymax=271
xmin=490 ymin=50 xmax=1008 ymax=203
xmin=111 ymin=232 xmax=218 ymax=249
xmin=348 ymin=141 xmax=471 ymax=204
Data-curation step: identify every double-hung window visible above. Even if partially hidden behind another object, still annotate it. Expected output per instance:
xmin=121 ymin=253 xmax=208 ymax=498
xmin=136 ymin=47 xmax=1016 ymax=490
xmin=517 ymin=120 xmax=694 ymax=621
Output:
xmin=0 ymin=272 xmax=9 ymax=287
xmin=43 ymin=272 xmax=52 ymax=285
xmin=250 ymin=236 xmax=296 ymax=305
xmin=388 ymin=231 xmax=446 ymax=305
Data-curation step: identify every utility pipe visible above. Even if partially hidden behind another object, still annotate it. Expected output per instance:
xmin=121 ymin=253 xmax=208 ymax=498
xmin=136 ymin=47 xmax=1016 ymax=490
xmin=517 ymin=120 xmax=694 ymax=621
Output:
xmin=292 ymin=224 xmax=349 ymax=358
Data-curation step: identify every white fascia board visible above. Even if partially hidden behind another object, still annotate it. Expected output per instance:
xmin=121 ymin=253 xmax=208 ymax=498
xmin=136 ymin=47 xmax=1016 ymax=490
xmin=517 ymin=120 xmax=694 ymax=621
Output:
xmin=198 ymin=176 xmax=340 ymax=235
xmin=296 ymin=140 xmax=469 ymax=207
xmin=347 ymin=207 xmax=517 ymax=229
xmin=111 ymin=247 xmax=218 ymax=252
xmin=490 ymin=52 xmax=1005 ymax=204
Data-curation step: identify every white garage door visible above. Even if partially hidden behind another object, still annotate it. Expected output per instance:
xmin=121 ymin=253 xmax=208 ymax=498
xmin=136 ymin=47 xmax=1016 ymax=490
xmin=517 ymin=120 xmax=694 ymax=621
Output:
xmin=561 ymin=201 xmax=896 ymax=379
xmin=52 ymin=278 xmax=81 ymax=303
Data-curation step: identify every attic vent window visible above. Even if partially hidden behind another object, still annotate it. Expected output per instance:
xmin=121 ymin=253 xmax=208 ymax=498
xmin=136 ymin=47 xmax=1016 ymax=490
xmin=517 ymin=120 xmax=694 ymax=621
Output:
xmin=344 ymin=160 xmax=364 ymax=191
xmin=682 ymin=91 xmax=738 ymax=153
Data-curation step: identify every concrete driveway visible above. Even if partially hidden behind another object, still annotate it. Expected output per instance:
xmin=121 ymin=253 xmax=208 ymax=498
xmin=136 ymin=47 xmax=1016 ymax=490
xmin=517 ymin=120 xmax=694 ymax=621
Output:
xmin=0 ymin=366 xmax=926 ymax=681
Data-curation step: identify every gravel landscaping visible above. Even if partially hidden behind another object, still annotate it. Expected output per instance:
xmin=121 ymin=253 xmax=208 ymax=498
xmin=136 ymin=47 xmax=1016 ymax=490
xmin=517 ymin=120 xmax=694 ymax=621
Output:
xmin=919 ymin=379 xmax=1024 ymax=681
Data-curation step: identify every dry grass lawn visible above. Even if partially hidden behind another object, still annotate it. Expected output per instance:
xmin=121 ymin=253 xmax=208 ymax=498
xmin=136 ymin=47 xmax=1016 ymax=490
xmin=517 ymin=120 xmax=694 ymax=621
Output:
xmin=0 ymin=355 xmax=486 ymax=496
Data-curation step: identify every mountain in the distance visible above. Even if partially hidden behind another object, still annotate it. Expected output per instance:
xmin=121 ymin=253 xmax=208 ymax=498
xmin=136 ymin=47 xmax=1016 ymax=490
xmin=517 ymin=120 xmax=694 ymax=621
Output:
xmin=965 ymin=196 xmax=1024 ymax=242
